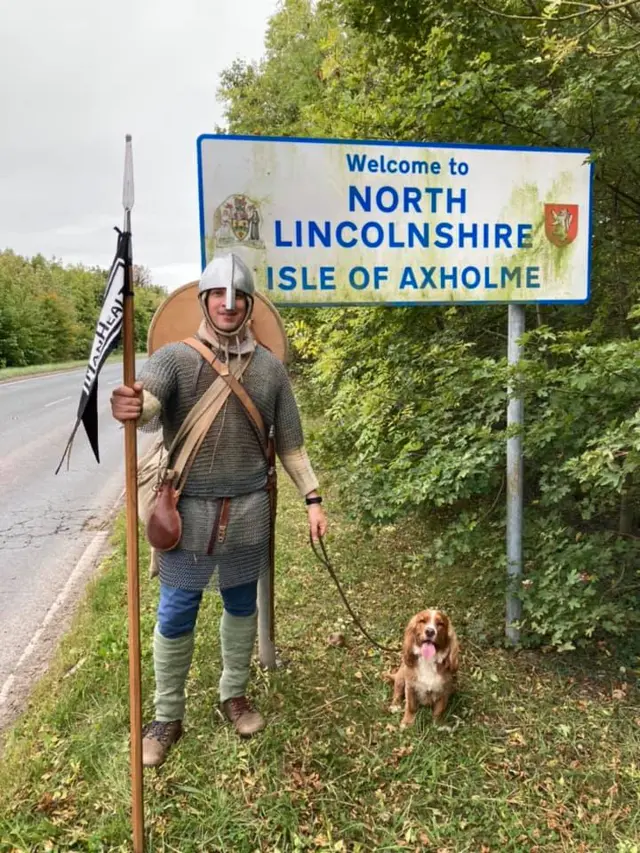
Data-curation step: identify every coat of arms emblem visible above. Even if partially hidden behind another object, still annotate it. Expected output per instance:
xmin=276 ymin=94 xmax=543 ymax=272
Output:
xmin=212 ymin=194 xmax=265 ymax=251
xmin=544 ymin=204 xmax=579 ymax=247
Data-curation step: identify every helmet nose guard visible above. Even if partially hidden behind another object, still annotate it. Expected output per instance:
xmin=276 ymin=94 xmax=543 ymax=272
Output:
xmin=198 ymin=253 xmax=255 ymax=311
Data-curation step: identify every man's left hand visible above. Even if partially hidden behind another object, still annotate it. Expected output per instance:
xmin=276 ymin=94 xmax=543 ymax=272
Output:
xmin=308 ymin=504 xmax=328 ymax=542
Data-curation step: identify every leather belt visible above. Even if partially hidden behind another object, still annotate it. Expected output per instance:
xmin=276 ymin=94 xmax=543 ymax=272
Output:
xmin=207 ymin=496 xmax=231 ymax=554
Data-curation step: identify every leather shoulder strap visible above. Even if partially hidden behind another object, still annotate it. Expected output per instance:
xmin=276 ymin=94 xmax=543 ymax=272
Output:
xmin=183 ymin=336 xmax=267 ymax=452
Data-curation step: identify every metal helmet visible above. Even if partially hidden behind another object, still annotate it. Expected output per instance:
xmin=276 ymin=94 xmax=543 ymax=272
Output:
xmin=198 ymin=253 xmax=255 ymax=311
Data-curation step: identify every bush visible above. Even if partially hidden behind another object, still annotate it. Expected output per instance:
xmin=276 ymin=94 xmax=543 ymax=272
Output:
xmin=296 ymin=310 xmax=640 ymax=649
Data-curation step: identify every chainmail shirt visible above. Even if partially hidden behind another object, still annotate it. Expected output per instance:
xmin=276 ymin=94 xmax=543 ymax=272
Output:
xmin=139 ymin=341 xmax=304 ymax=591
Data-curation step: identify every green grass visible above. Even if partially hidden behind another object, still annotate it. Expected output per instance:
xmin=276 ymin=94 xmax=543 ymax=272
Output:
xmin=0 ymin=354 xmax=146 ymax=383
xmin=0 ymin=475 xmax=638 ymax=852
xmin=0 ymin=360 xmax=94 ymax=382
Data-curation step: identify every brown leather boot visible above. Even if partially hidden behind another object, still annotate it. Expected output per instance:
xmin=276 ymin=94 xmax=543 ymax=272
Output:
xmin=142 ymin=720 xmax=182 ymax=767
xmin=221 ymin=696 xmax=265 ymax=737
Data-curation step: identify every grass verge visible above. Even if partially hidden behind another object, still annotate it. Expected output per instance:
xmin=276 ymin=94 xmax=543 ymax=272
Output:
xmin=0 ymin=360 xmax=94 ymax=382
xmin=0 ymin=354 xmax=146 ymax=383
xmin=0 ymin=476 xmax=638 ymax=852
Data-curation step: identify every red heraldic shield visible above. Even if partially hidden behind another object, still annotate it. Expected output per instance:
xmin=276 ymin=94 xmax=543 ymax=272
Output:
xmin=544 ymin=204 xmax=579 ymax=247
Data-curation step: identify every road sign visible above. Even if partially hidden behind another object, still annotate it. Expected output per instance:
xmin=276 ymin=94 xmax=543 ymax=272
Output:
xmin=197 ymin=134 xmax=592 ymax=306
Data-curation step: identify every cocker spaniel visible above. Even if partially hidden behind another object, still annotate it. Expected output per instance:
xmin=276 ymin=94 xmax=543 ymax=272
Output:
xmin=388 ymin=609 xmax=459 ymax=727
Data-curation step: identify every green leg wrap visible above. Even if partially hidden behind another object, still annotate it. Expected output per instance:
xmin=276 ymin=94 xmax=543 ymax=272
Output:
xmin=219 ymin=610 xmax=257 ymax=704
xmin=154 ymin=626 xmax=195 ymax=722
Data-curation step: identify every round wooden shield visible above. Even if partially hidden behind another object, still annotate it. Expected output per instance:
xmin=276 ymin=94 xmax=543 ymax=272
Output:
xmin=146 ymin=281 xmax=289 ymax=362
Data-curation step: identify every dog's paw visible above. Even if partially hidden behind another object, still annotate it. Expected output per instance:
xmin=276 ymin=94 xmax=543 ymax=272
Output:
xmin=400 ymin=717 xmax=414 ymax=729
xmin=389 ymin=703 xmax=402 ymax=714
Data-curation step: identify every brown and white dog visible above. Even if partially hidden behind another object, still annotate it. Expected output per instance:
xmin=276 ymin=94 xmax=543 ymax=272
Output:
xmin=388 ymin=609 xmax=459 ymax=727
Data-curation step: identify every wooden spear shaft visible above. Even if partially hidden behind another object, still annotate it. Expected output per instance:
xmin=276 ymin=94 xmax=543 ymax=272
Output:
xmin=122 ymin=134 xmax=145 ymax=852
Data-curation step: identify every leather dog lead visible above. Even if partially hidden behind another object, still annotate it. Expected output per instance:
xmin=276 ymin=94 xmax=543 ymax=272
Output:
xmin=309 ymin=534 xmax=401 ymax=654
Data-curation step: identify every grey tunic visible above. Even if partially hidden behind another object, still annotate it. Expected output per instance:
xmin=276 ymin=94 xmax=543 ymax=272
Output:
xmin=139 ymin=341 xmax=304 ymax=590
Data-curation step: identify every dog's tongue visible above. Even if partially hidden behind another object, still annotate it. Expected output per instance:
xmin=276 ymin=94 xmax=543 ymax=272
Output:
xmin=421 ymin=642 xmax=436 ymax=660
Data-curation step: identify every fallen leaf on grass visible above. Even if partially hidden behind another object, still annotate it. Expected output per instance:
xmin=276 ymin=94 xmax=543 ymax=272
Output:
xmin=392 ymin=744 xmax=414 ymax=762
xmin=508 ymin=730 xmax=527 ymax=747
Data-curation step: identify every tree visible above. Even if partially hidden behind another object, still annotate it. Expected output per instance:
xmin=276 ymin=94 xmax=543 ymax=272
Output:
xmin=133 ymin=265 xmax=153 ymax=288
xmin=0 ymin=251 xmax=166 ymax=366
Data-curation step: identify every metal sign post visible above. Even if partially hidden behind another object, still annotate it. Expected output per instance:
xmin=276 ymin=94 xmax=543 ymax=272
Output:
xmin=506 ymin=305 xmax=525 ymax=644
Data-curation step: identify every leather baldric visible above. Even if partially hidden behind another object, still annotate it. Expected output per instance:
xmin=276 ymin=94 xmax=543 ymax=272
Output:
xmin=184 ymin=336 xmax=269 ymax=460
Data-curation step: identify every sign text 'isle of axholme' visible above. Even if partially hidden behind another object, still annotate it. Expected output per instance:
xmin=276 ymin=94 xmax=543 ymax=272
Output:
xmin=197 ymin=135 xmax=592 ymax=305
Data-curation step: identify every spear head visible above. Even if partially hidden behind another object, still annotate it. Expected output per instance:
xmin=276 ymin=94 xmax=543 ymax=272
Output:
xmin=123 ymin=134 xmax=134 ymax=231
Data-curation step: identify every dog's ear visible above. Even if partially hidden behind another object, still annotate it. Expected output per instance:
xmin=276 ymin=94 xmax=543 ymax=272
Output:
xmin=445 ymin=624 xmax=460 ymax=673
xmin=402 ymin=616 xmax=418 ymax=666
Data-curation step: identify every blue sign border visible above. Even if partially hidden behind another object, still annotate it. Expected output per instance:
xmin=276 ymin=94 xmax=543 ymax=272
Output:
xmin=197 ymin=133 xmax=593 ymax=307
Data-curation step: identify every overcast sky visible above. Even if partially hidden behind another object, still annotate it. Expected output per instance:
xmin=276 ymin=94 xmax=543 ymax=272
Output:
xmin=0 ymin=0 xmax=278 ymax=290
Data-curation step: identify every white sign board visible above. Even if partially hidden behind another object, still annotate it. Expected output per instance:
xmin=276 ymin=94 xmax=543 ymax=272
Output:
xmin=197 ymin=135 xmax=592 ymax=305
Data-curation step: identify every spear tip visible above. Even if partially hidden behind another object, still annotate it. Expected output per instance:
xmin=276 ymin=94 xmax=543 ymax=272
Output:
xmin=123 ymin=135 xmax=135 ymax=215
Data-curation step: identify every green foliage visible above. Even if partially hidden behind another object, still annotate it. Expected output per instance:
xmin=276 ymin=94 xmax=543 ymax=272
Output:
xmin=294 ymin=307 xmax=640 ymax=648
xmin=218 ymin=0 xmax=328 ymax=137
xmin=134 ymin=284 xmax=165 ymax=352
xmin=217 ymin=0 xmax=640 ymax=648
xmin=0 ymin=250 xmax=166 ymax=367
xmin=522 ymin=522 xmax=638 ymax=650
xmin=515 ymin=327 xmax=640 ymax=646
xmin=301 ymin=309 xmax=508 ymax=523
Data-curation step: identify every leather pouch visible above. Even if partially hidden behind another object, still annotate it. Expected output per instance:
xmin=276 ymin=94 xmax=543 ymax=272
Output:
xmin=146 ymin=469 xmax=182 ymax=552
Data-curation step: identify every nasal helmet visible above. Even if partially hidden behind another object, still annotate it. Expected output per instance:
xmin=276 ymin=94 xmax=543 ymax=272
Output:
xmin=198 ymin=253 xmax=255 ymax=335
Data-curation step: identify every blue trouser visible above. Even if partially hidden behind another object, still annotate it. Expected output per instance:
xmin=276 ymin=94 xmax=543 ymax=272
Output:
xmin=153 ymin=580 xmax=259 ymax=718
xmin=157 ymin=580 xmax=258 ymax=639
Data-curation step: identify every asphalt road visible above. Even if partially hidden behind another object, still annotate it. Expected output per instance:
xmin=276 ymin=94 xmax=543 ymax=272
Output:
xmin=0 ymin=362 xmax=150 ymax=729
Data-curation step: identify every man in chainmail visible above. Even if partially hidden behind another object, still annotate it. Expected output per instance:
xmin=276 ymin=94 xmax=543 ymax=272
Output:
xmin=111 ymin=253 xmax=327 ymax=767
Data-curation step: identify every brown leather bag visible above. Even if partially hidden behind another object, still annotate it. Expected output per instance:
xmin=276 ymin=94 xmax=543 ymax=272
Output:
xmin=146 ymin=469 xmax=182 ymax=551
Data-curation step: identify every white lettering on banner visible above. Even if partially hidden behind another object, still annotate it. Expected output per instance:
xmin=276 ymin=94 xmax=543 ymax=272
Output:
xmin=197 ymin=135 xmax=593 ymax=305
xmin=81 ymin=259 xmax=125 ymax=396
